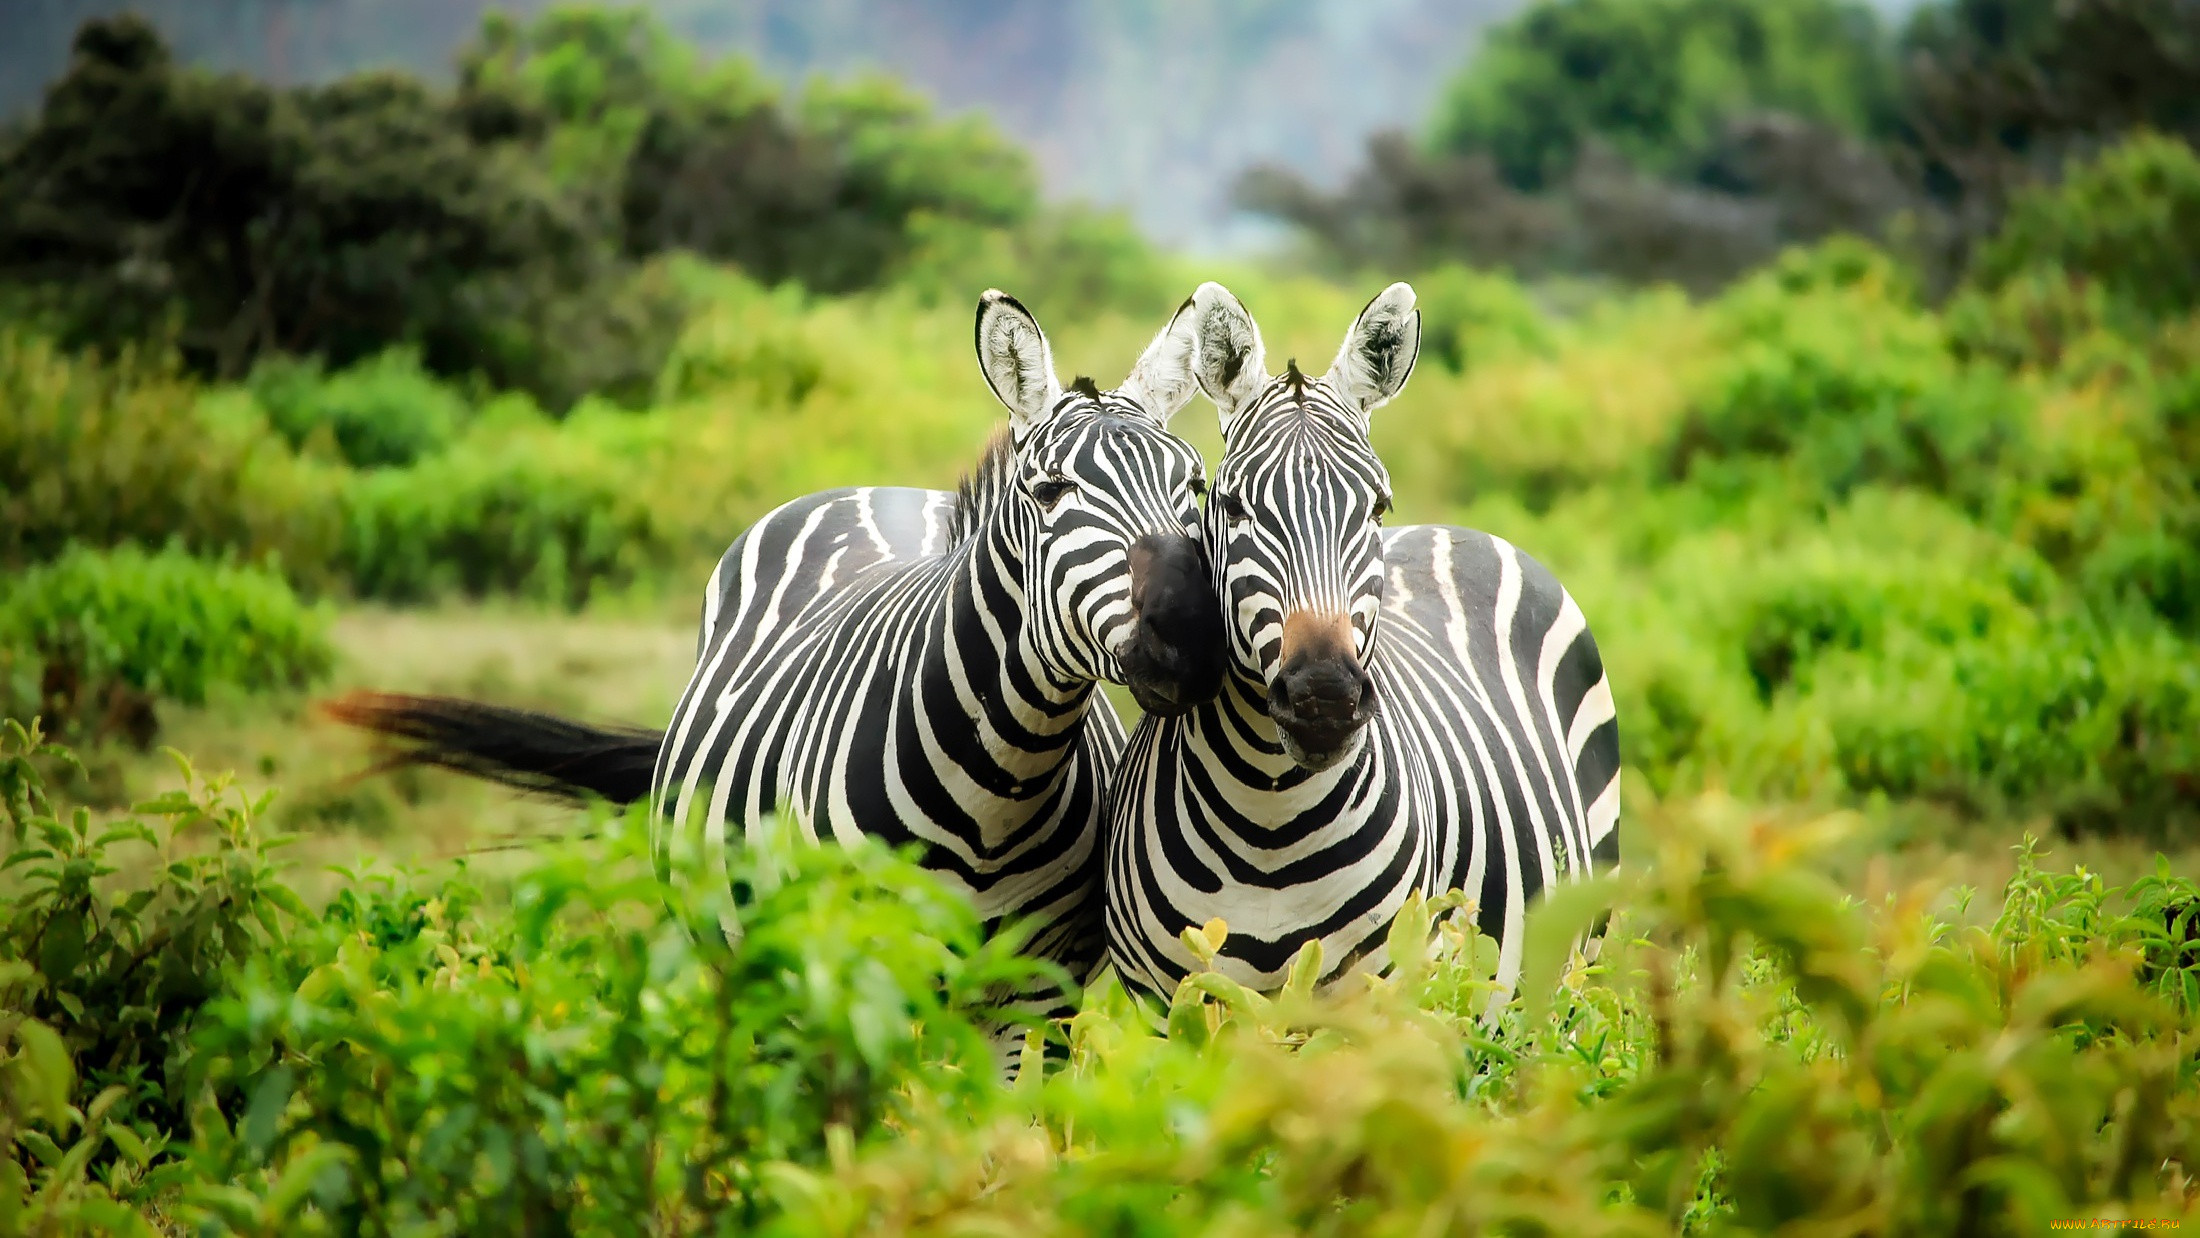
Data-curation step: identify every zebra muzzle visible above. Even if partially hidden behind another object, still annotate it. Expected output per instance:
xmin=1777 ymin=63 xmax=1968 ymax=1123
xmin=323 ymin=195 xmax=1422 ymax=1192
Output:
xmin=1121 ymin=533 xmax=1227 ymax=717
xmin=1268 ymin=612 xmax=1377 ymax=770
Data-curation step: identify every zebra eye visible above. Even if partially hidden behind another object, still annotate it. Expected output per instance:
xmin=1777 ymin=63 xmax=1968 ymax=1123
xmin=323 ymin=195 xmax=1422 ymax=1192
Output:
xmin=1188 ymin=476 xmax=1207 ymax=500
xmin=1031 ymin=477 xmax=1076 ymax=509
xmin=1372 ymin=495 xmax=1392 ymax=525
xmin=1218 ymin=492 xmax=1251 ymax=525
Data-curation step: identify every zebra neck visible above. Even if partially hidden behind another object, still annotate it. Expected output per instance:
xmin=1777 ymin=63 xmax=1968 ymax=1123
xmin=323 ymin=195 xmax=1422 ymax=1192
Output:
xmin=911 ymin=516 xmax=1095 ymax=802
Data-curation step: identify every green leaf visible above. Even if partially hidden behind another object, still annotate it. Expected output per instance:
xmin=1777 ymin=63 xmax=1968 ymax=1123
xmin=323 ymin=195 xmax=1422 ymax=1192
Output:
xmin=105 ymin=1123 xmax=151 ymax=1167
xmin=241 ymin=1067 xmax=294 ymax=1157
xmin=12 ymin=1018 xmax=74 ymax=1125
xmin=16 ymin=1129 xmax=64 ymax=1168
xmin=264 ymin=1144 xmax=346 ymax=1219
xmin=1519 ymin=875 xmax=1622 ymax=1030
xmin=1282 ymin=939 xmax=1325 ymax=1003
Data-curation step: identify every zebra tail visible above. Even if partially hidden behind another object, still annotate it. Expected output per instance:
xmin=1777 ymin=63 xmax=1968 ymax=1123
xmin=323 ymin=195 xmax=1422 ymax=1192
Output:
xmin=319 ymin=691 xmax=663 ymax=806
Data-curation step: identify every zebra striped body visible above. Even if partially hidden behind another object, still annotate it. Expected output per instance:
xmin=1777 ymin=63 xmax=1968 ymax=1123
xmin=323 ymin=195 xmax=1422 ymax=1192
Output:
xmin=652 ymin=471 xmax=1125 ymax=979
xmin=653 ymin=291 xmax=1219 ymax=1005
xmin=1104 ymin=282 xmax=1620 ymax=1000
xmin=1108 ymin=523 xmax=1620 ymax=996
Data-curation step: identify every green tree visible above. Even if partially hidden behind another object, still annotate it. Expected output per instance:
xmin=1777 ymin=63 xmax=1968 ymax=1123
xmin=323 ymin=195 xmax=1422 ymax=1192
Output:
xmin=1430 ymin=0 xmax=1900 ymax=191
xmin=0 ymin=17 xmax=587 ymax=390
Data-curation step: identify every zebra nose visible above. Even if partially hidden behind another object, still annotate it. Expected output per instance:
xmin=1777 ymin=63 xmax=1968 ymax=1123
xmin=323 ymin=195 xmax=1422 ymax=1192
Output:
xmin=1269 ymin=659 xmax=1375 ymax=724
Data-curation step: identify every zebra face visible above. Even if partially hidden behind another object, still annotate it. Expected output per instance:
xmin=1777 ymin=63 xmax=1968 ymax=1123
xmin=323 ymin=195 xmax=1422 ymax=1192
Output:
xmin=976 ymin=290 xmax=1228 ymax=716
xmin=1184 ymin=282 xmax=1422 ymax=771
xmin=1015 ymin=402 xmax=1221 ymax=714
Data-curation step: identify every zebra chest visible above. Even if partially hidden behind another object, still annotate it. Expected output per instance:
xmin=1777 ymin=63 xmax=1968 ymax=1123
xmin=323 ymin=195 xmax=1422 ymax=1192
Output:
xmin=1109 ymin=720 xmax=1445 ymax=993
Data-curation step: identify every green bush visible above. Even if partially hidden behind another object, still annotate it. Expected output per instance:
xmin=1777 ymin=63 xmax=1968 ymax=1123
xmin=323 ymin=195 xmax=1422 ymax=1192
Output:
xmin=1818 ymin=620 xmax=2200 ymax=834
xmin=338 ymin=414 xmax=683 ymax=608
xmin=1413 ymin=263 xmax=1557 ymax=374
xmin=2 ymin=732 xmax=2195 ymax=1233
xmin=899 ymin=206 xmax=1174 ymax=323
xmin=772 ymin=802 xmax=2200 ymax=1236
xmin=0 ymin=331 xmax=337 ymax=576
xmin=251 ymin=348 xmax=470 ymax=469
xmin=187 ymin=822 xmax=1040 ymax=1233
xmin=1665 ymin=265 xmax=2016 ymax=505
xmin=1 ymin=722 xmax=312 ymax=1229
xmin=1966 ymin=133 xmax=2200 ymax=340
xmin=0 ymin=545 xmax=332 ymax=743
xmin=0 ymin=728 xmax=1043 ymax=1235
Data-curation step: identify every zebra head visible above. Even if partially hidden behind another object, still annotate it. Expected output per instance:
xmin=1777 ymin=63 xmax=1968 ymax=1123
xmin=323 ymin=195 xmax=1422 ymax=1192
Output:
xmin=1185 ymin=281 xmax=1421 ymax=770
xmin=974 ymin=290 xmax=1227 ymax=717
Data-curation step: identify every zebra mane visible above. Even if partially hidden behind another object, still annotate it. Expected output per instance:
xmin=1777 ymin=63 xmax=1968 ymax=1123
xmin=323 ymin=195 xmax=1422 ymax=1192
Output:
xmin=947 ymin=428 xmax=1018 ymax=546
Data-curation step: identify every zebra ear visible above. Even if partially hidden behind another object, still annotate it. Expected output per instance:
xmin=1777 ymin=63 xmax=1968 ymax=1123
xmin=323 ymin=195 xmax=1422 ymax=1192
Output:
xmin=1114 ymin=293 xmax=1202 ymax=424
xmin=975 ymin=289 xmax=1064 ymax=432
xmin=1328 ymin=282 xmax=1420 ymax=415
xmin=1185 ymin=281 xmax=1268 ymax=429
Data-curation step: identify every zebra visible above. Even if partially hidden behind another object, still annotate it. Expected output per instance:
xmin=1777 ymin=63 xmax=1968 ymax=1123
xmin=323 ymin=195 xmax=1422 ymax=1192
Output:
xmin=329 ymin=289 xmax=1227 ymax=1027
xmin=1102 ymin=281 xmax=1621 ymax=1003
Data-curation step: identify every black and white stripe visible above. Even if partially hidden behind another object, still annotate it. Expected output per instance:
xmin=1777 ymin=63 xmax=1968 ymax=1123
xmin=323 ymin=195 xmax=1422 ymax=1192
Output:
xmin=654 ymin=291 xmax=1221 ymax=1011
xmin=1105 ymin=282 xmax=1621 ymax=1001
xmin=325 ymin=292 xmax=1225 ymax=1038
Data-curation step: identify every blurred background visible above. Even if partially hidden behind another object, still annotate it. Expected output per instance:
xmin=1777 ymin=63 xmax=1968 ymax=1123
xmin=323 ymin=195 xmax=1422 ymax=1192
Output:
xmin=1 ymin=0 xmax=2196 ymax=885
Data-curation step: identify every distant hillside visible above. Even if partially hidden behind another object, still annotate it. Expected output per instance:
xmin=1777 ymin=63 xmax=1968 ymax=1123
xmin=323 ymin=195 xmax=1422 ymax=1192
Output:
xmin=1 ymin=0 xmax=1514 ymax=249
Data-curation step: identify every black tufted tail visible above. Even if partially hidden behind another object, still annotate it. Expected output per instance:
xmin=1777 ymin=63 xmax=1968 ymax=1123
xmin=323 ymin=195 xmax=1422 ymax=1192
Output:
xmin=320 ymin=691 xmax=663 ymax=806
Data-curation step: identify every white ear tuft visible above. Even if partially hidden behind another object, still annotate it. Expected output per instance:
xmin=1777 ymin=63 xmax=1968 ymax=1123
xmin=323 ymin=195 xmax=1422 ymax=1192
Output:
xmin=1328 ymin=282 xmax=1420 ymax=415
xmin=975 ymin=289 xmax=1063 ymax=432
xmin=1185 ymin=281 xmax=1268 ymax=428
xmin=1115 ymin=294 xmax=1201 ymax=424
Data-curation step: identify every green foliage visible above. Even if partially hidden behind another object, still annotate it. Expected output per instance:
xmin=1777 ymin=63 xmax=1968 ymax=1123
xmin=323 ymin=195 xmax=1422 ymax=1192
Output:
xmin=1666 ymin=261 xmax=2016 ymax=505
xmin=0 ymin=330 xmax=335 ymax=575
xmin=470 ymin=7 xmax=1046 ymax=299
xmin=337 ymin=411 xmax=685 ymax=608
xmin=0 ymin=17 xmax=592 ymax=394
xmin=1958 ymin=132 xmax=2200 ymax=361
xmin=1431 ymin=0 xmax=1900 ymax=191
xmin=1412 ymin=263 xmax=1558 ymax=374
xmin=0 ymin=729 xmax=1050 ymax=1235
xmin=187 ymin=820 xmax=1044 ymax=1234
xmin=7 ymin=733 xmax=2197 ymax=1233
xmin=1 ymin=721 xmax=310 ymax=1231
xmin=251 ymin=349 xmax=471 ymax=470
xmin=899 ymin=206 xmax=1175 ymax=323
xmin=0 ymin=9 xmax=1081 ymax=406
xmin=766 ymin=801 xmax=2200 ymax=1235
xmin=0 ymin=546 xmax=333 ymax=743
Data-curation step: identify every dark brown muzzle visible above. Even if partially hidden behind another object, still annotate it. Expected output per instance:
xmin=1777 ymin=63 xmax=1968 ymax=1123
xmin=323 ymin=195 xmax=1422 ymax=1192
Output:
xmin=1266 ymin=611 xmax=1376 ymax=770
xmin=1119 ymin=533 xmax=1227 ymax=716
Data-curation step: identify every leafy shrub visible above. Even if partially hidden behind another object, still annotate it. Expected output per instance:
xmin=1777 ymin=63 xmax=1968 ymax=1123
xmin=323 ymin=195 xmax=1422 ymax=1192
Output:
xmin=652 ymin=272 xmax=838 ymax=406
xmin=1819 ymin=620 xmax=2200 ymax=835
xmin=339 ymin=416 xmax=683 ymax=608
xmin=1665 ymin=263 xmax=2017 ymax=504
xmin=1955 ymin=134 xmax=2200 ymax=365
xmin=0 ymin=546 xmax=333 ymax=743
xmin=899 ymin=206 xmax=1175 ymax=322
xmin=188 ymin=819 xmax=1042 ymax=1234
xmin=0 ymin=728 xmax=1045 ymax=1235
xmin=1413 ymin=263 xmax=1557 ymax=374
xmin=1 ymin=722 xmax=311 ymax=1230
xmin=251 ymin=348 xmax=470 ymax=469
xmin=0 ymin=331 xmax=337 ymax=576
xmin=5 ymin=730 xmax=2198 ymax=1232
xmin=770 ymin=800 xmax=2200 ymax=1236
